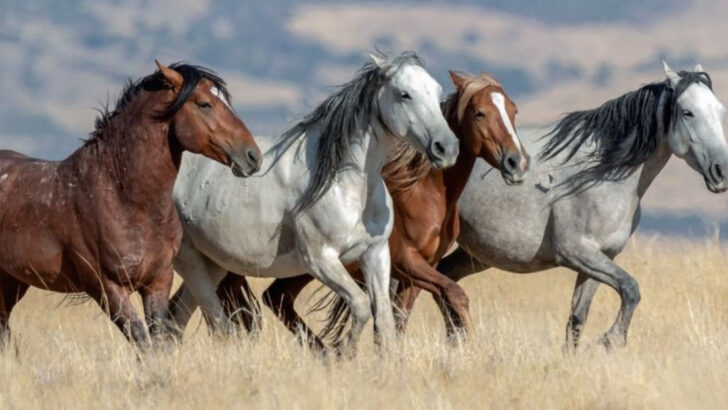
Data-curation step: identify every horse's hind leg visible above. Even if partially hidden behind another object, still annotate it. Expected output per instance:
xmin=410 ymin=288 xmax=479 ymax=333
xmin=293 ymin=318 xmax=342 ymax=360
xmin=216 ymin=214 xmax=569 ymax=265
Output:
xmin=140 ymin=266 xmax=175 ymax=348
xmin=0 ymin=273 xmax=29 ymax=350
xmin=262 ymin=275 xmax=325 ymax=350
xmin=556 ymin=246 xmax=639 ymax=349
xmin=217 ymin=273 xmax=262 ymax=335
xmin=565 ymin=273 xmax=600 ymax=351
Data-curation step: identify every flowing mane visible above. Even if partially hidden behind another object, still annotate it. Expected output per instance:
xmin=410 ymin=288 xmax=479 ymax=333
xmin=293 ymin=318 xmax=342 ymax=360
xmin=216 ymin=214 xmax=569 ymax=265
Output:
xmin=88 ymin=63 xmax=231 ymax=143
xmin=383 ymin=72 xmax=501 ymax=194
xmin=540 ymin=71 xmax=712 ymax=192
xmin=275 ymin=52 xmax=425 ymax=214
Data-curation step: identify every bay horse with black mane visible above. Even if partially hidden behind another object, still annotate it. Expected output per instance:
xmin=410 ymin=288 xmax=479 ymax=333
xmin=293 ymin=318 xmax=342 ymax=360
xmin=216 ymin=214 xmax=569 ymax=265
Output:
xmin=0 ymin=61 xmax=261 ymax=350
xmin=215 ymin=71 xmax=529 ymax=350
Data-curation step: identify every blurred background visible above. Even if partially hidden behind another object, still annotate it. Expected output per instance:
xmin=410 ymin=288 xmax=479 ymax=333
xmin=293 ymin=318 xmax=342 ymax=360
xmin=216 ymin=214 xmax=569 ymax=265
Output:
xmin=2 ymin=0 xmax=727 ymax=238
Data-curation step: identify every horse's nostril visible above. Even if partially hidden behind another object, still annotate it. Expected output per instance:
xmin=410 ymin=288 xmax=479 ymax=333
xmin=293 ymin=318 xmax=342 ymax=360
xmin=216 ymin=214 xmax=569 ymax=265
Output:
xmin=506 ymin=155 xmax=518 ymax=171
xmin=247 ymin=149 xmax=260 ymax=166
xmin=715 ymin=163 xmax=724 ymax=180
xmin=433 ymin=141 xmax=445 ymax=156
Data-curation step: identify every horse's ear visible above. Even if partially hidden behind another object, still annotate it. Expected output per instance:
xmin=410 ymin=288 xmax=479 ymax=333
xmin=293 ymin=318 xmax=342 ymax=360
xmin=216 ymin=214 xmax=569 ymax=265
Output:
xmin=155 ymin=60 xmax=183 ymax=90
xmin=449 ymin=70 xmax=468 ymax=90
xmin=663 ymin=61 xmax=681 ymax=88
xmin=369 ymin=53 xmax=388 ymax=69
xmin=695 ymin=63 xmax=705 ymax=73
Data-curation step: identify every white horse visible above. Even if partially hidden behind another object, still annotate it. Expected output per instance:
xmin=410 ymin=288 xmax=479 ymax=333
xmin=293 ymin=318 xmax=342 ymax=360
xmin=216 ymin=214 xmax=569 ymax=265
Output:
xmin=169 ymin=52 xmax=459 ymax=351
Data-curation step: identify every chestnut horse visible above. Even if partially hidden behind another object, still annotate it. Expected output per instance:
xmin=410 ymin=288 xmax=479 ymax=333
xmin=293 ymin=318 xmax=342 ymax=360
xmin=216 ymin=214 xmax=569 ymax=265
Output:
xmin=215 ymin=71 xmax=528 ymax=349
xmin=0 ymin=62 xmax=261 ymax=350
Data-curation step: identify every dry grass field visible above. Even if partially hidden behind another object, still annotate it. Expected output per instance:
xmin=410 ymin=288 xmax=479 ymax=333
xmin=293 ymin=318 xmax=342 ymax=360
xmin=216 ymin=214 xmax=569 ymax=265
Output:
xmin=1 ymin=236 xmax=727 ymax=409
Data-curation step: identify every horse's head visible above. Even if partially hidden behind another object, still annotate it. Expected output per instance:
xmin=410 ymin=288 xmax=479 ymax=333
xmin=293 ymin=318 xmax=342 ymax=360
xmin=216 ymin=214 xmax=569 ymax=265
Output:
xmin=664 ymin=62 xmax=728 ymax=193
xmin=155 ymin=61 xmax=262 ymax=177
xmin=449 ymin=71 xmax=529 ymax=185
xmin=372 ymin=53 xmax=459 ymax=169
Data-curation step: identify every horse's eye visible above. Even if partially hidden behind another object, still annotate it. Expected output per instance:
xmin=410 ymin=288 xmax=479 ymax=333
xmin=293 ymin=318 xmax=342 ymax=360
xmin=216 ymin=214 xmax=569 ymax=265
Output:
xmin=474 ymin=111 xmax=485 ymax=120
xmin=400 ymin=91 xmax=411 ymax=100
xmin=196 ymin=101 xmax=212 ymax=110
xmin=683 ymin=110 xmax=694 ymax=118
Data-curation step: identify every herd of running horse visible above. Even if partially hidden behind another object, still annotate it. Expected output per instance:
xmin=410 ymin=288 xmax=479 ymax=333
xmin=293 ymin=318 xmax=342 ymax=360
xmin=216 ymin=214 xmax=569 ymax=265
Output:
xmin=0 ymin=51 xmax=726 ymax=355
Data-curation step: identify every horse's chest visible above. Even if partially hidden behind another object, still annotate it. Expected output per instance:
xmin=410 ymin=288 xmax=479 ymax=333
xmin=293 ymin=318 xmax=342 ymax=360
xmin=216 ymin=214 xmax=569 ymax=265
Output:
xmin=310 ymin=179 xmax=393 ymax=262
xmin=98 ymin=213 xmax=181 ymax=284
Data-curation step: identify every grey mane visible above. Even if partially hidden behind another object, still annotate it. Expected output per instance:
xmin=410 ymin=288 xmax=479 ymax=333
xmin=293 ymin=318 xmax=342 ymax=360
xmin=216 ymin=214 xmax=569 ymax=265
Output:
xmin=540 ymin=71 xmax=712 ymax=194
xmin=275 ymin=51 xmax=425 ymax=215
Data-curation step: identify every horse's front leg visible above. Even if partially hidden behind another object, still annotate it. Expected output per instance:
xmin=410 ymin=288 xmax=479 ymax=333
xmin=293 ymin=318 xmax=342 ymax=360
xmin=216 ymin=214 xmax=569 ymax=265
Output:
xmin=89 ymin=281 xmax=150 ymax=350
xmin=392 ymin=280 xmax=422 ymax=335
xmin=359 ymin=240 xmax=396 ymax=348
xmin=304 ymin=248 xmax=371 ymax=357
xmin=170 ymin=238 xmax=231 ymax=338
xmin=140 ymin=264 xmax=175 ymax=348
xmin=555 ymin=244 xmax=640 ymax=349
xmin=564 ymin=273 xmax=600 ymax=351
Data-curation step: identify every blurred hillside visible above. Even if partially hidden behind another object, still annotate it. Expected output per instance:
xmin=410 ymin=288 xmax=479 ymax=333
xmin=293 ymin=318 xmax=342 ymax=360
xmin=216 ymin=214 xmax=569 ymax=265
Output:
xmin=1 ymin=0 xmax=727 ymax=236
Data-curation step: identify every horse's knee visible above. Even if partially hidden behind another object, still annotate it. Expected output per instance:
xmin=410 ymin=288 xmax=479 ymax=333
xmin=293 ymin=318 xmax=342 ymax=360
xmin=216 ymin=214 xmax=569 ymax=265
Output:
xmin=620 ymin=278 xmax=641 ymax=307
xmin=349 ymin=294 xmax=371 ymax=325
xmin=444 ymin=284 xmax=470 ymax=312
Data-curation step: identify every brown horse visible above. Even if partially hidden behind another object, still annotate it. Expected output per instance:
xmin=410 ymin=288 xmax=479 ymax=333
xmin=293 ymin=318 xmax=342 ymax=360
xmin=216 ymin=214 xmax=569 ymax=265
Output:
xmin=0 ymin=61 xmax=261 ymax=350
xmin=215 ymin=71 xmax=528 ymax=349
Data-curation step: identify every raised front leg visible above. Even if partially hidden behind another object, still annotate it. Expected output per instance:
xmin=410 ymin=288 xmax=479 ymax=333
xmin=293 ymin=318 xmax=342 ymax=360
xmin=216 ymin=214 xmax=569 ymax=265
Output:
xmin=556 ymin=245 xmax=640 ymax=349
xmin=140 ymin=265 xmax=175 ymax=348
xmin=359 ymin=241 xmax=396 ymax=348
xmin=565 ymin=273 xmax=600 ymax=351
xmin=397 ymin=248 xmax=473 ymax=339
xmin=305 ymin=248 xmax=371 ymax=356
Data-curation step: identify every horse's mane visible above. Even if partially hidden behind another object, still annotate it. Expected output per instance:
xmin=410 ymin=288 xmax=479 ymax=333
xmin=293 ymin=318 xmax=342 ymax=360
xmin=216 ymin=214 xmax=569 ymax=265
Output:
xmin=277 ymin=51 xmax=425 ymax=214
xmin=383 ymin=72 xmax=502 ymax=194
xmin=540 ymin=71 xmax=712 ymax=193
xmin=88 ymin=63 xmax=231 ymax=143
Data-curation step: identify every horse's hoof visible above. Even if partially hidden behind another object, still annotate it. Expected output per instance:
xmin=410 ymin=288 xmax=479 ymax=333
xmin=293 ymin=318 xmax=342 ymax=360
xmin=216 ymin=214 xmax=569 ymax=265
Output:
xmin=598 ymin=333 xmax=626 ymax=350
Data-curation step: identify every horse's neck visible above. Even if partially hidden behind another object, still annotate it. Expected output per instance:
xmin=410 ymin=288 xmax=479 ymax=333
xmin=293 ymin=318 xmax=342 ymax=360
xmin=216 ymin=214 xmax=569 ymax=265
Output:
xmin=442 ymin=139 xmax=476 ymax=209
xmin=354 ymin=120 xmax=396 ymax=186
xmin=636 ymin=139 xmax=672 ymax=198
xmin=74 ymin=101 xmax=180 ymax=206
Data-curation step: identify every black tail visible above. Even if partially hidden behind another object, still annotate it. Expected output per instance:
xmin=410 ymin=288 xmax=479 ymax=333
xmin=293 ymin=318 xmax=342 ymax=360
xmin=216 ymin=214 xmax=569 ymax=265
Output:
xmin=307 ymin=280 xmax=366 ymax=345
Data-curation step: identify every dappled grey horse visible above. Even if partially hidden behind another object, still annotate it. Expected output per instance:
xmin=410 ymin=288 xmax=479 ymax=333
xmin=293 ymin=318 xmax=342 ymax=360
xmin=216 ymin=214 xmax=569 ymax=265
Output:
xmin=427 ymin=63 xmax=728 ymax=349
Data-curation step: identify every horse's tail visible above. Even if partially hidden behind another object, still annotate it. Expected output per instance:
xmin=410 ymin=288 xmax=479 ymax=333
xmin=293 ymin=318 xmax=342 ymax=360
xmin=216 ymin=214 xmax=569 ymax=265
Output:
xmin=307 ymin=283 xmax=361 ymax=345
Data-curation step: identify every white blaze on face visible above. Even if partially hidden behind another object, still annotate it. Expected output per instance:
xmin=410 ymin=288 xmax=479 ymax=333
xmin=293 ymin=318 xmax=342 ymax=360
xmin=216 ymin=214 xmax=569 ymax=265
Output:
xmin=490 ymin=92 xmax=523 ymax=153
xmin=211 ymin=86 xmax=231 ymax=109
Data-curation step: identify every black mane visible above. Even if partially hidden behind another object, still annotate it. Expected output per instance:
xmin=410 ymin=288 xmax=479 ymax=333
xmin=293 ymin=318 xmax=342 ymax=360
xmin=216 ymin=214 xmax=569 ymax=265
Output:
xmin=540 ymin=70 xmax=712 ymax=192
xmin=277 ymin=51 xmax=425 ymax=215
xmin=88 ymin=63 xmax=230 ymax=142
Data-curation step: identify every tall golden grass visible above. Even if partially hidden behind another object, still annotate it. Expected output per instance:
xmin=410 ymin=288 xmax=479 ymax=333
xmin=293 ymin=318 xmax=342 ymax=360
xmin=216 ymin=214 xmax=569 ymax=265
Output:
xmin=1 ymin=236 xmax=726 ymax=409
